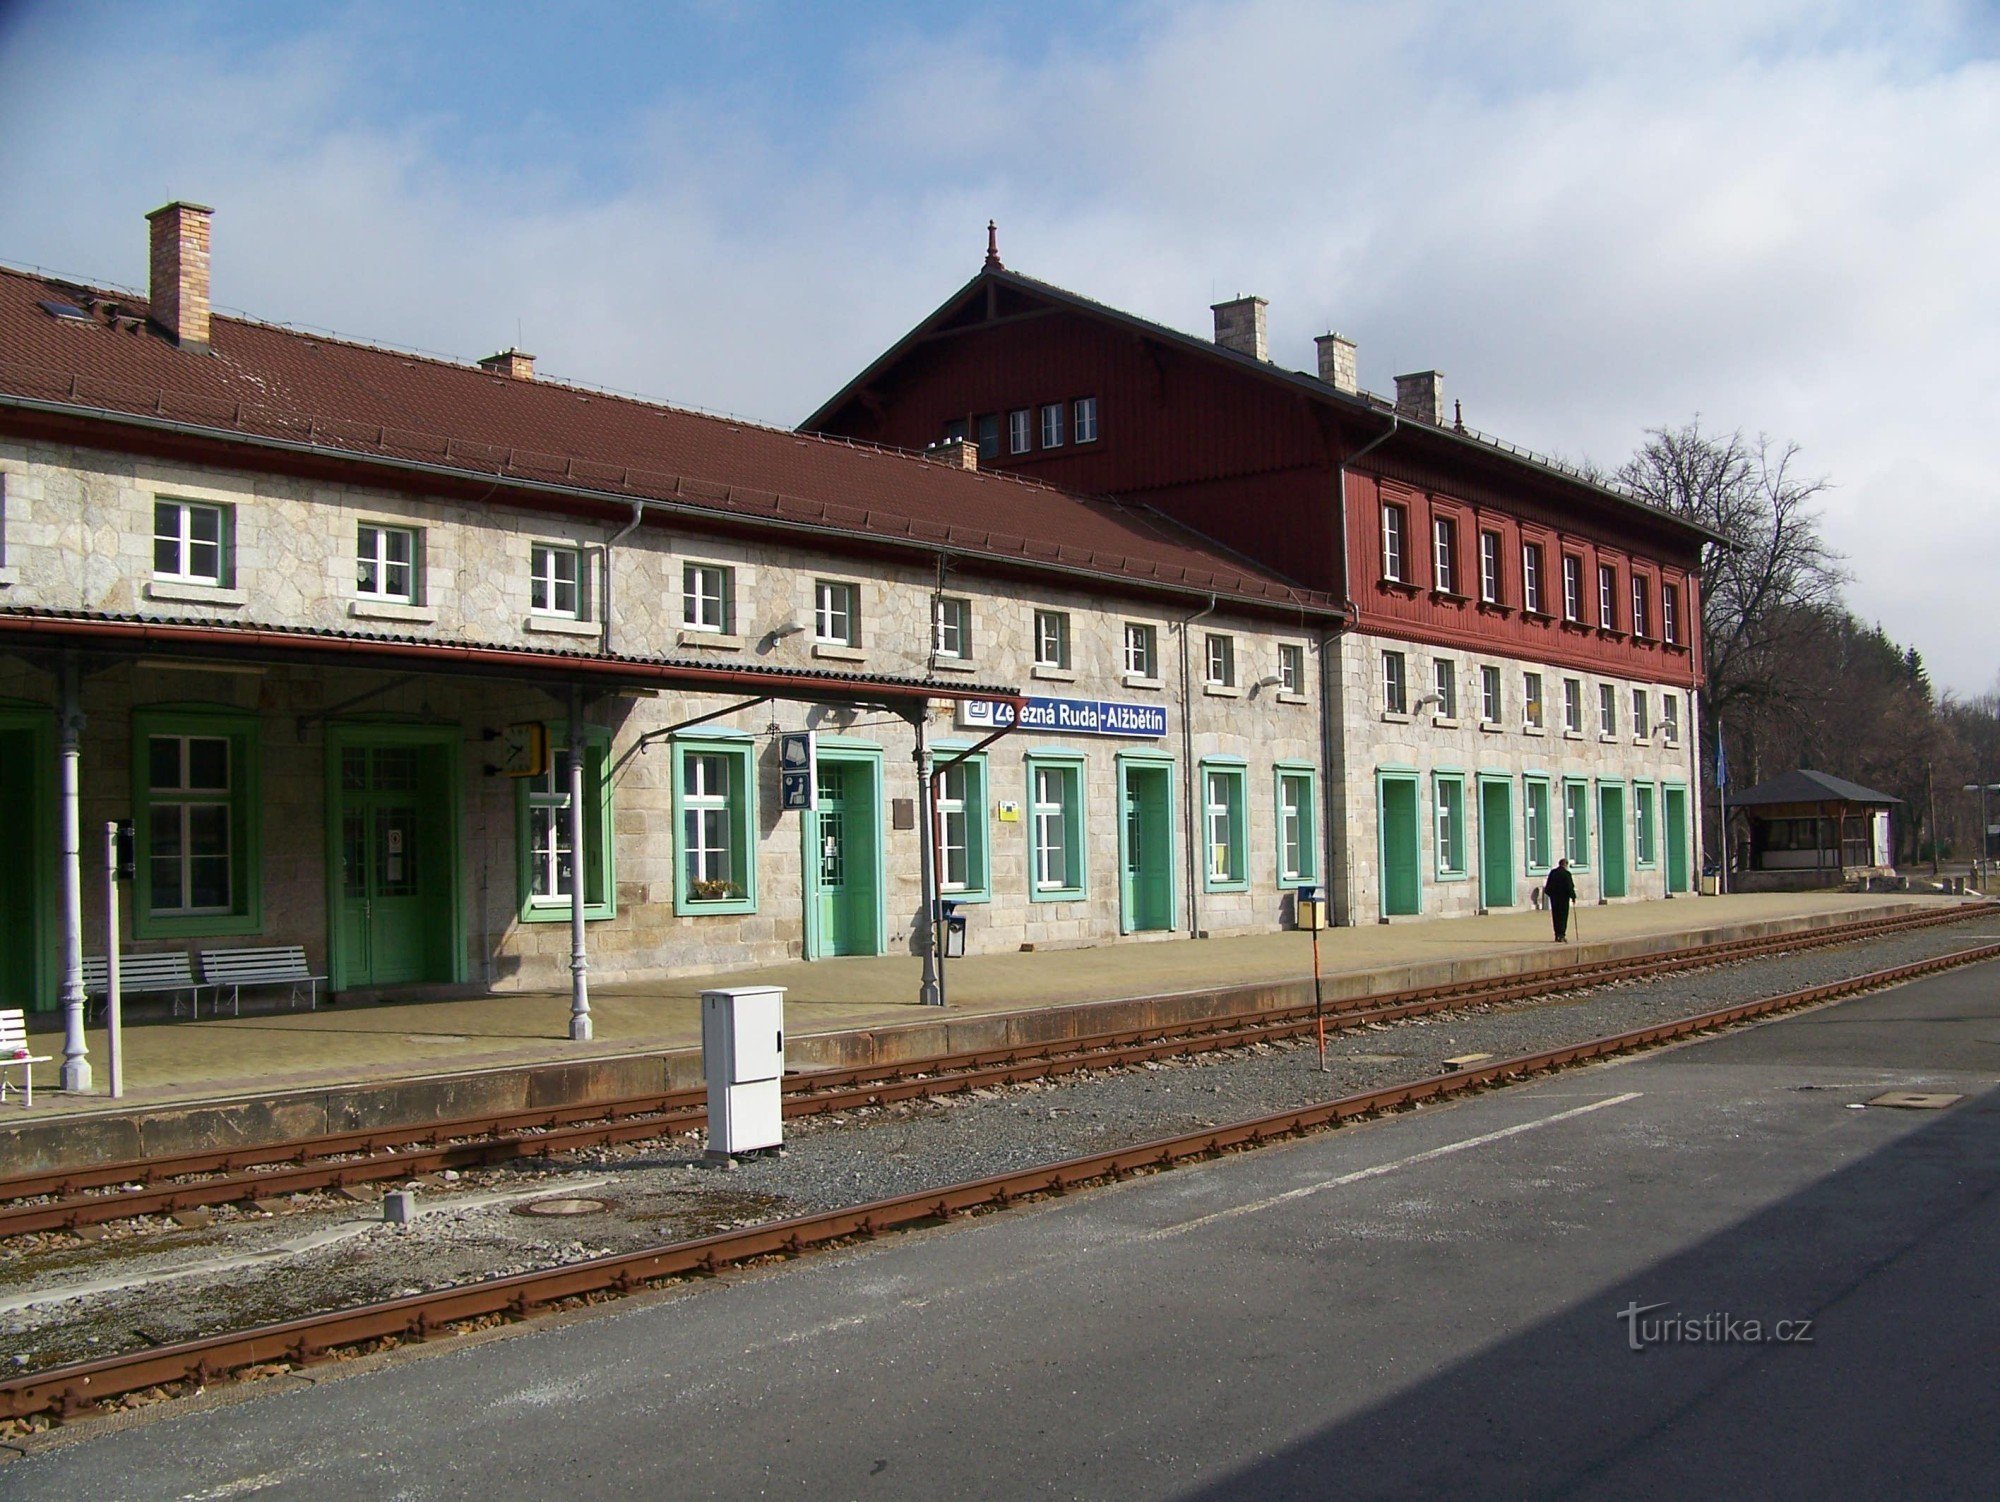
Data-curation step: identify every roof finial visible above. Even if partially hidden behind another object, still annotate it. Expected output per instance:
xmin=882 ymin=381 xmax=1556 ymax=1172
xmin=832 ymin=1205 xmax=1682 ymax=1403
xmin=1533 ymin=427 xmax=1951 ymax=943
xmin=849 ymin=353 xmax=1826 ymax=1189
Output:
xmin=984 ymin=219 xmax=1003 ymax=271
xmin=1453 ymin=398 xmax=1466 ymax=434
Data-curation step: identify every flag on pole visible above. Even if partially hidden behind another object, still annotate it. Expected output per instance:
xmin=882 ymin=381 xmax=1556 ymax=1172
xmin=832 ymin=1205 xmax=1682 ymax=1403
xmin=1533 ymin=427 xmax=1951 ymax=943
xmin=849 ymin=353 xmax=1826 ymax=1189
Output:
xmin=1715 ymin=724 xmax=1728 ymax=790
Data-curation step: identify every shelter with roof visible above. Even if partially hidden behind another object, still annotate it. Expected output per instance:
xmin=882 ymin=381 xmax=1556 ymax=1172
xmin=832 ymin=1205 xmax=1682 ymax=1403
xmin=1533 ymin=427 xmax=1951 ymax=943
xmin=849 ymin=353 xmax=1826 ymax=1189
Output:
xmin=1723 ymin=770 xmax=1899 ymax=890
xmin=1 ymin=203 xmax=1339 ymax=1093
xmin=805 ymin=228 xmax=1719 ymax=923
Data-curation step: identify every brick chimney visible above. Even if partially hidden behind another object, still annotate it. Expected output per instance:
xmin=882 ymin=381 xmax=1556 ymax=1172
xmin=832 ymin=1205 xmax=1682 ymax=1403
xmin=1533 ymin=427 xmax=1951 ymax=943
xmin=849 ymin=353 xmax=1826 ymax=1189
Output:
xmin=146 ymin=201 xmax=213 ymax=350
xmin=479 ymin=348 xmax=536 ymax=381
xmin=923 ymin=438 xmax=978 ymax=472
xmin=1394 ymin=370 xmax=1445 ymax=425
xmin=1315 ymin=332 xmax=1358 ymax=395
xmin=1211 ymin=295 xmax=1268 ymax=361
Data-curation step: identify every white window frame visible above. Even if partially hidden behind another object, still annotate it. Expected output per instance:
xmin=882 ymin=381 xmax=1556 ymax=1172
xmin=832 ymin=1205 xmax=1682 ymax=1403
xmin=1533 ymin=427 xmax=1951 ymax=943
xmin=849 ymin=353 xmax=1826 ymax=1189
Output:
xmin=1433 ymin=658 xmax=1457 ymax=719
xmin=1524 ymin=672 xmax=1545 ymax=730
xmin=1480 ymin=665 xmax=1501 ymax=725
xmin=1562 ymin=677 xmax=1582 ymax=734
xmin=1073 ymin=397 xmax=1098 ymax=444
xmin=937 ymin=760 xmax=973 ymax=892
xmin=1598 ymin=563 xmax=1617 ymax=630
xmin=1030 ymin=760 xmax=1083 ymax=894
xmin=531 ymin=543 xmax=583 ymax=618
xmin=1631 ymin=577 xmax=1650 ymax=639
xmin=355 ymin=523 xmax=417 ymax=603
xmin=1599 ymin=682 xmax=1618 ymax=736
xmin=1435 ymin=774 xmax=1467 ymax=877
xmin=683 ymin=752 xmax=735 ymax=888
xmin=1479 ymin=530 xmax=1501 ymax=604
xmin=1662 ymin=584 xmax=1680 ymax=645
xmin=1039 ymin=403 xmax=1065 ymax=449
xmin=1562 ymin=555 xmax=1584 ymax=623
xmin=682 ymin=562 xmax=732 ymax=634
xmin=1278 ymin=643 xmax=1304 ymax=695
xmin=1278 ymin=770 xmax=1316 ymax=883
xmin=1008 ymin=409 xmax=1032 ymax=455
xmin=1632 ymin=689 xmax=1650 ymax=739
xmin=814 ymin=579 xmax=859 ymax=646
xmin=1034 ymin=609 xmax=1071 ymax=670
xmin=1432 ymin=516 xmax=1458 ymax=594
xmin=1204 ymin=633 xmax=1235 ymax=688
xmin=1525 ymin=779 xmax=1552 ymax=870
xmin=1523 ymin=542 xmax=1544 ymax=614
xmin=1384 ymin=651 xmax=1408 ymax=715
xmin=154 ymin=499 xmax=229 ymax=586
xmin=1123 ymin=622 xmax=1157 ymax=679
xmin=146 ymin=733 xmax=233 ymax=915
xmin=1382 ymin=504 xmax=1406 ymax=582
xmin=1662 ymin=694 xmax=1681 ymax=745
xmin=932 ymin=596 xmax=971 ymax=660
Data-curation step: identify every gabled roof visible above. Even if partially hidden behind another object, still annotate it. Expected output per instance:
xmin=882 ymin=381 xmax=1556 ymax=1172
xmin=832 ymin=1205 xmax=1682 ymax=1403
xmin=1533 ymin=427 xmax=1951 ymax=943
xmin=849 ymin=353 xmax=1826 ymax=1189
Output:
xmin=0 ymin=264 xmax=1338 ymax=618
xmin=1728 ymin=769 xmax=1902 ymax=807
xmin=805 ymin=263 xmax=1726 ymax=550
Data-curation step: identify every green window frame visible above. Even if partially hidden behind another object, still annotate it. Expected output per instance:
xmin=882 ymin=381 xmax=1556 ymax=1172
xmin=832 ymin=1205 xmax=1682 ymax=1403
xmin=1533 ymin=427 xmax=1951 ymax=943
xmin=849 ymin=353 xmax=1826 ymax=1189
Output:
xmin=1026 ymin=753 xmax=1087 ymax=901
xmin=1201 ymin=759 xmax=1249 ymax=892
xmin=1434 ymin=772 xmax=1468 ymax=879
xmin=673 ymin=735 xmax=758 ymax=915
xmin=515 ymin=722 xmax=614 ymax=922
xmin=1563 ymin=777 xmax=1592 ymax=868
xmin=1275 ymin=765 xmax=1319 ymax=884
xmin=1634 ymin=783 xmax=1659 ymax=867
xmin=1524 ymin=776 xmax=1553 ymax=873
xmin=934 ymin=748 xmax=991 ymax=902
xmin=131 ymin=705 xmax=262 ymax=938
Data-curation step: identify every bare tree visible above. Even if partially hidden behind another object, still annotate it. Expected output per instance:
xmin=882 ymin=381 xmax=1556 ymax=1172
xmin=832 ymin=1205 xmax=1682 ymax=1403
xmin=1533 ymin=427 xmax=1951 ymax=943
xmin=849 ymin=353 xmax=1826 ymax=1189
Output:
xmin=1617 ymin=420 xmax=1846 ymax=739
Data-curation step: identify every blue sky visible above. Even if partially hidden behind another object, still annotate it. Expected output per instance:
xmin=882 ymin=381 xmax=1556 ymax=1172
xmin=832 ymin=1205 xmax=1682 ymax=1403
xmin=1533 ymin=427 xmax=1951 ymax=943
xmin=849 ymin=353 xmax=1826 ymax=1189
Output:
xmin=0 ymin=0 xmax=1995 ymax=693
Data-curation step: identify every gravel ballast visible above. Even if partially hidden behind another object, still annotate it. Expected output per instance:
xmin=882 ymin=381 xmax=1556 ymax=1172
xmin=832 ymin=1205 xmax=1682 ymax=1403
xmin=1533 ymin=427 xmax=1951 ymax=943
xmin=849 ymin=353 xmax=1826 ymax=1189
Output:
xmin=3 ymin=919 xmax=1995 ymax=1381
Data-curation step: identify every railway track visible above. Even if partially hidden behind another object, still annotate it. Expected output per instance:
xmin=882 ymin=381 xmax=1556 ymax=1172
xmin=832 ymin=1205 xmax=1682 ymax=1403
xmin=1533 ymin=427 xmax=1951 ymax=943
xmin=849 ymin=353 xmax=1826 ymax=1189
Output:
xmin=0 ymin=903 xmax=1987 ymax=1242
xmin=5 ymin=931 xmax=1997 ymax=1426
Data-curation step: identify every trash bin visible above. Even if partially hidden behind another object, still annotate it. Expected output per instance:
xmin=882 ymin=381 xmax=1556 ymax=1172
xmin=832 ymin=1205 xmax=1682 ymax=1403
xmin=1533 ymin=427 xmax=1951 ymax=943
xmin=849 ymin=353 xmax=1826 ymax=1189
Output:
xmin=1295 ymin=886 xmax=1325 ymax=931
xmin=939 ymin=900 xmax=968 ymax=958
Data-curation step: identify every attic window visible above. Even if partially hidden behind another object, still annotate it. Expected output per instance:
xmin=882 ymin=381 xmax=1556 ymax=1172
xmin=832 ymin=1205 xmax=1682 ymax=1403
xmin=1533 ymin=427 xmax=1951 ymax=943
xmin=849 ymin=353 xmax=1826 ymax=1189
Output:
xmin=39 ymin=299 xmax=90 ymax=322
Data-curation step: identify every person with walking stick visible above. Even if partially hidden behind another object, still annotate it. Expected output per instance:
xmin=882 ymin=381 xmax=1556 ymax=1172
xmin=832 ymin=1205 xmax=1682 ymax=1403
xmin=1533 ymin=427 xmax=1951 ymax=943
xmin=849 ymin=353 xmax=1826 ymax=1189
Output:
xmin=1544 ymin=857 xmax=1577 ymax=942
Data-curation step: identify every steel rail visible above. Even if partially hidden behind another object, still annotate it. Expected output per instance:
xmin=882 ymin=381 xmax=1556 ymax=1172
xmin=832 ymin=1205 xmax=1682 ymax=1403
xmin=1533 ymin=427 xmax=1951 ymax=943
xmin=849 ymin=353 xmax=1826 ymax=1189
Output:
xmin=0 ymin=904 xmax=1984 ymax=1239
xmin=6 ymin=936 xmax=1998 ymax=1425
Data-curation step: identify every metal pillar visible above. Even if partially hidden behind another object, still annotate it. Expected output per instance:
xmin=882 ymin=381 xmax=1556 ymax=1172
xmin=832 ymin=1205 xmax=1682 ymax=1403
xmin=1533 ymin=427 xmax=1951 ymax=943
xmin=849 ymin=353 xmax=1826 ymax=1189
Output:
xmin=567 ymin=686 xmax=592 ymax=1042
xmin=57 ymin=655 xmax=90 ymax=1092
xmin=915 ymin=713 xmax=943 ymax=1006
xmin=103 ymin=821 xmax=123 ymax=1099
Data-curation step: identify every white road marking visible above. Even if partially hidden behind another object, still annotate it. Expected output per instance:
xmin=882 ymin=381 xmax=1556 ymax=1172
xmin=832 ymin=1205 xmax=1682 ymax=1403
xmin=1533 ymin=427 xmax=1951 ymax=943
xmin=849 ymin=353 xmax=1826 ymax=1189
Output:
xmin=1144 ymin=1092 xmax=1644 ymax=1240
xmin=0 ymin=1177 xmax=610 ymax=1315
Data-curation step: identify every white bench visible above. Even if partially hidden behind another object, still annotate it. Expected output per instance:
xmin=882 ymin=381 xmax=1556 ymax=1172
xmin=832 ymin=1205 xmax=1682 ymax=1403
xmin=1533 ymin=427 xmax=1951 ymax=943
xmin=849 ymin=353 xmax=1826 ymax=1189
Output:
xmin=0 ymin=1009 xmax=52 ymax=1109
xmin=200 ymin=946 xmax=326 ymax=1014
xmin=83 ymin=951 xmax=204 ymax=1017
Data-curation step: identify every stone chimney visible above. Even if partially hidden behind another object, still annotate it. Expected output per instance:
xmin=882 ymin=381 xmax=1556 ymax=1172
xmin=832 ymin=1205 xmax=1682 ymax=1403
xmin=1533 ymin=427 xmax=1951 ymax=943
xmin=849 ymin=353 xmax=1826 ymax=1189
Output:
xmin=1315 ymin=332 xmax=1358 ymax=395
xmin=479 ymin=348 xmax=536 ymax=381
xmin=1211 ymin=295 xmax=1268 ymax=361
xmin=924 ymin=438 xmax=978 ymax=472
xmin=1394 ymin=370 xmax=1445 ymax=425
xmin=146 ymin=201 xmax=213 ymax=350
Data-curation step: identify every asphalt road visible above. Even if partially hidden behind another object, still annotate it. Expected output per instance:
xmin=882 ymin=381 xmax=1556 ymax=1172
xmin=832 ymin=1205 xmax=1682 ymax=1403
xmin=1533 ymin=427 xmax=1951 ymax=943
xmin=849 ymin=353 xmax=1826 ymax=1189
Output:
xmin=7 ymin=959 xmax=1999 ymax=1500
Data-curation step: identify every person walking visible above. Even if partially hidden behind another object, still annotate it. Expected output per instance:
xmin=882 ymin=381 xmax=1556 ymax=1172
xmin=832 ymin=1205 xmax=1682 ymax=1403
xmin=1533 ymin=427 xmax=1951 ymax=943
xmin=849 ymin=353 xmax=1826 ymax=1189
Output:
xmin=1544 ymin=857 xmax=1577 ymax=942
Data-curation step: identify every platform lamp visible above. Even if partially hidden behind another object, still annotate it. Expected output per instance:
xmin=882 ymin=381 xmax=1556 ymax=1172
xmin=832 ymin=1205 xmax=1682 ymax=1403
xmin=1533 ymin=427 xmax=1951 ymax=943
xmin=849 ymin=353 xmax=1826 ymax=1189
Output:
xmin=1963 ymin=783 xmax=2000 ymax=888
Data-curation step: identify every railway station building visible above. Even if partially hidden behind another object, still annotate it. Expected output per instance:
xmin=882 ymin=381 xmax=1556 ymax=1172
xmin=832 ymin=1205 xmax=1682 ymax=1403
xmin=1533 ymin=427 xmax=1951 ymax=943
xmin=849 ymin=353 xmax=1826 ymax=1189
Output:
xmin=803 ymin=236 xmax=1718 ymax=925
xmin=0 ymin=205 xmax=1338 ymax=1071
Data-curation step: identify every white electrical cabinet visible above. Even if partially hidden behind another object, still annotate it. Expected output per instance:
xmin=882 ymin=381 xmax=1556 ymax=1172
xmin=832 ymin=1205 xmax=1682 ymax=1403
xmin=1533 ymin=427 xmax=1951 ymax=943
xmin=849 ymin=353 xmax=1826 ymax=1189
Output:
xmin=702 ymin=985 xmax=785 ymax=1157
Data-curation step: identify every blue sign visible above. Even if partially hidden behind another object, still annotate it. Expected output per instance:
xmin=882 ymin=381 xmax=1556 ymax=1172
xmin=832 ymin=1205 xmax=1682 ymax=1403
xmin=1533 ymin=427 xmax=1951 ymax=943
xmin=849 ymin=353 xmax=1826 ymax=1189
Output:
xmin=959 ymin=696 xmax=1168 ymax=739
xmin=778 ymin=731 xmax=817 ymax=810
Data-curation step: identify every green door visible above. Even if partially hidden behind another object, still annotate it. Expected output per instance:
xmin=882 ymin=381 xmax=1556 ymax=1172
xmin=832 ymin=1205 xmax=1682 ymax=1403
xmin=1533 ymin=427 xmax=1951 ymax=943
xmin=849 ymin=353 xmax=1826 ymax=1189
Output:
xmin=810 ymin=757 xmax=881 ymax=957
xmin=0 ymin=713 xmax=55 ymax=1013
xmin=1380 ymin=776 xmax=1421 ymax=917
xmin=333 ymin=739 xmax=457 ymax=988
xmin=1599 ymin=785 xmax=1628 ymax=899
xmin=1664 ymin=787 xmax=1690 ymax=893
xmin=1119 ymin=762 xmax=1174 ymax=932
xmin=1479 ymin=778 xmax=1514 ymax=910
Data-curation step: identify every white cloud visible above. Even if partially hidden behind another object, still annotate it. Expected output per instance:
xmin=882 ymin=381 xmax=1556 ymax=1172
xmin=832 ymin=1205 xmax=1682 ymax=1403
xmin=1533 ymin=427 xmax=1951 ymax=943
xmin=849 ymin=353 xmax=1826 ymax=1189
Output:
xmin=0 ymin=0 xmax=1993 ymax=690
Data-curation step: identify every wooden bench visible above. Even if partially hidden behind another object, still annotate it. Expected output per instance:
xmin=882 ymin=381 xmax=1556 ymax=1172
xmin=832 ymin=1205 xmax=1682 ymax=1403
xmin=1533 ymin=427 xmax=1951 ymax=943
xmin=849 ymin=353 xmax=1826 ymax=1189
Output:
xmin=200 ymin=946 xmax=326 ymax=1014
xmin=0 ymin=1009 xmax=52 ymax=1108
xmin=83 ymin=951 xmax=204 ymax=1017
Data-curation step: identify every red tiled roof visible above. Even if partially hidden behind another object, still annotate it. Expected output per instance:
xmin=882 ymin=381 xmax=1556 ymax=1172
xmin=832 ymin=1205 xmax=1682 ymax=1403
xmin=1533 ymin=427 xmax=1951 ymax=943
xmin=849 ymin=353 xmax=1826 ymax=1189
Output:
xmin=0 ymin=265 xmax=1340 ymax=616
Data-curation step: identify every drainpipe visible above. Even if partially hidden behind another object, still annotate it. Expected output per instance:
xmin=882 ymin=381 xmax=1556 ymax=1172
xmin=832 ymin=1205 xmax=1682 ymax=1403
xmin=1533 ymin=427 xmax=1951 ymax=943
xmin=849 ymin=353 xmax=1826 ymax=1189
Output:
xmin=1177 ymin=595 xmax=1217 ymax=937
xmin=1322 ymin=415 xmax=1398 ymax=926
xmin=599 ymin=502 xmax=644 ymax=656
xmin=567 ymin=682 xmax=592 ymax=1042
xmin=57 ymin=652 xmax=91 ymax=1092
xmin=916 ymin=712 xmax=941 ymax=1006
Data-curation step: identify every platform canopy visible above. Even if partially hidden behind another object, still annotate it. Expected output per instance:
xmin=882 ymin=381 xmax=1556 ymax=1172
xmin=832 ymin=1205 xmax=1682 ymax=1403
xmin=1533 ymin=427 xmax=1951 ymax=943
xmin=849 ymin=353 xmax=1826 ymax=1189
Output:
xmin=1726 ymin=769 xmax=1902 ymax=808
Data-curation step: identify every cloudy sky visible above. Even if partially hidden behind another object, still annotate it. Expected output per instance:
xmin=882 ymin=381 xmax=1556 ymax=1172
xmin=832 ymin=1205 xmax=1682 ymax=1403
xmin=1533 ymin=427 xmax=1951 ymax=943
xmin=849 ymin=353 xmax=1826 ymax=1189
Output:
xmin=1 ymin=0 xmax=1993 ymax=692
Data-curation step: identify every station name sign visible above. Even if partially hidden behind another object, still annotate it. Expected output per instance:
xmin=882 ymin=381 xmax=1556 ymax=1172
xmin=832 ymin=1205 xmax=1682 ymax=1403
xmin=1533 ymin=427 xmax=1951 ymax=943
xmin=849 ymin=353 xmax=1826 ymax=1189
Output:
xmin=959 ymin=696 xmax=1167 ymax=739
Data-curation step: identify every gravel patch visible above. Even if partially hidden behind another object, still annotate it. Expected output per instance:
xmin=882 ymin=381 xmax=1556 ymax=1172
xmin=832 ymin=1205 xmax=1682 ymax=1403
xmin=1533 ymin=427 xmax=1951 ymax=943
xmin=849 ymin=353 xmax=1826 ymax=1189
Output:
xmin=2 ymin=920 xmax=1993 ymax=1377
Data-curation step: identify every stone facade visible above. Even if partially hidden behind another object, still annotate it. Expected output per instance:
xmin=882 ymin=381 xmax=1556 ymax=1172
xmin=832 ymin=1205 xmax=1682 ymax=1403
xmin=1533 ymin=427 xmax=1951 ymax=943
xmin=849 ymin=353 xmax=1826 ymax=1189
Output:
xmin=0 ymin=437 xmax=1324 ymax=999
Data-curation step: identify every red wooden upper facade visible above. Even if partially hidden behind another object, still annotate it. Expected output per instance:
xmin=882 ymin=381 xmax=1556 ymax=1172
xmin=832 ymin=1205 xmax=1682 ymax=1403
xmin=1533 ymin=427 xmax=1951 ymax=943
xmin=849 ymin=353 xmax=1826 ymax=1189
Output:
xmin=806 ymin=263 xmax=1712 ymax=691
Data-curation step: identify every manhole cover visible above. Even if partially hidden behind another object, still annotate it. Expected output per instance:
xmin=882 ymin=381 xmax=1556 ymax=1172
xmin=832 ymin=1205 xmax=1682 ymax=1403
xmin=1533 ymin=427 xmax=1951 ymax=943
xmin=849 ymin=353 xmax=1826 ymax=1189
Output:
xmin=513 ymin=1196 xmax=617 ymax=1217
xmin=1865 ymin=1092 xmax=1964 ymax=1110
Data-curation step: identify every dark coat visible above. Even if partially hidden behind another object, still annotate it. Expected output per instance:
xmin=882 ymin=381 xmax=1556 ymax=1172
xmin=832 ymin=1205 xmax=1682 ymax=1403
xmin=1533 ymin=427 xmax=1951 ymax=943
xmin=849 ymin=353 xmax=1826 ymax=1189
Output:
xmin=1543 ymin=866 xmax=1577 ymax=904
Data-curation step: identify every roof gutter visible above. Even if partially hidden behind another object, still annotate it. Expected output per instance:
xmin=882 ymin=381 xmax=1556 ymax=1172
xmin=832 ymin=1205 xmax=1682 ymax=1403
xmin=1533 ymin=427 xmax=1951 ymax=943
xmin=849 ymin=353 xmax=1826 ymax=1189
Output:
xmin=0 ymin=395 xmax=1343 ymax=627
xmin=0 ymin=611 xmax=1024 ymax=708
